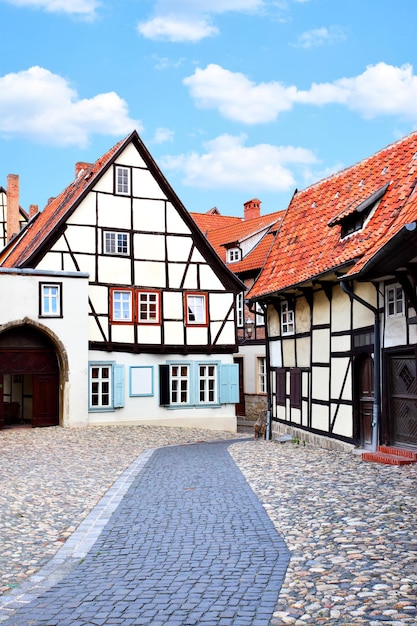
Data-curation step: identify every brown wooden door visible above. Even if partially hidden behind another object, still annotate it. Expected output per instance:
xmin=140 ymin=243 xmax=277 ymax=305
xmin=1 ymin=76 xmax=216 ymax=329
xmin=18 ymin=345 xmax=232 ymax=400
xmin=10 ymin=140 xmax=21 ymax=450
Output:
xmin=389 ymin=354 xmax=417 ymax=447
xmin=359 ymin=356 xmax=374 ymax=449
xmin=0 ymin=374 xmax=3 ymax=430
xmin=234 ymin=357 xmax=245 ymax=417
xmin=32 ymin=373 xmax=59 ymax=427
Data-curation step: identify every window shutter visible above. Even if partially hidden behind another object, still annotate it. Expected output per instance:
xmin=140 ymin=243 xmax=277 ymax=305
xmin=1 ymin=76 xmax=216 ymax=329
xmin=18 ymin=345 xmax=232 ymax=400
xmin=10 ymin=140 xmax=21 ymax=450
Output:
xmin=113 ymin=364 xmax=125 ymax=408
xmin=159 ymin=365 xmax=170 ymax=405
xmin=220 ymin=364 xmax=239 ymax=404
xmin=276 ymin=368 xmax=286 ymax=405
xmin=290 ymin=368 xmax=302 ymax=409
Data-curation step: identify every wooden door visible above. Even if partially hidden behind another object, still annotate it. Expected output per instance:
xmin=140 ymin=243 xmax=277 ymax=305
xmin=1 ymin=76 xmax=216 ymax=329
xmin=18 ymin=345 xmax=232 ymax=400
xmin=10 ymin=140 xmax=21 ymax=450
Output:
xmin=0 ymin=374 xmax=3 ymax=430
xmin=32 ymin=373 xmax=59 ymax=427
xmin=389 ymin=354 xmax=417 ymax=447
xmin=233 ymin=357 xmax=245 ymax=416
xmin=359 ymin=356 xmax=374 ymax=449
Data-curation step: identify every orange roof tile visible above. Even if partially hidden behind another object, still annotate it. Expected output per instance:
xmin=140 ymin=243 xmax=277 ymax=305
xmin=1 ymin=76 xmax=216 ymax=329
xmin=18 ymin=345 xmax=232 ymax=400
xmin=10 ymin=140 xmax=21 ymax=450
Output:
xmin=248 ymin=132 xmax=417 ymax=300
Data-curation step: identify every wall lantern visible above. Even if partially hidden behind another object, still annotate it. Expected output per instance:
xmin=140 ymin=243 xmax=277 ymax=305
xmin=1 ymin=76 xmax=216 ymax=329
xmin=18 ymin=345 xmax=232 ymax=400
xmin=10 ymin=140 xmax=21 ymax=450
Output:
xmin=245 ymin=316 xmax=255 ymax=339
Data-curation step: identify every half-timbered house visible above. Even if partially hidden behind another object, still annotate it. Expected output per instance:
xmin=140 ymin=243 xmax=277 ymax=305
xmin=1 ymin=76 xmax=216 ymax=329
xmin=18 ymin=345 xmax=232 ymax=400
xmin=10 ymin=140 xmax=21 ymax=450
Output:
xmin=248 ymin=132 xmax=417 ymax=457
xmin=192 ymin=201 xmax=282 ymax=428
xmin=0 ymin=131 xmax=244 ymax=431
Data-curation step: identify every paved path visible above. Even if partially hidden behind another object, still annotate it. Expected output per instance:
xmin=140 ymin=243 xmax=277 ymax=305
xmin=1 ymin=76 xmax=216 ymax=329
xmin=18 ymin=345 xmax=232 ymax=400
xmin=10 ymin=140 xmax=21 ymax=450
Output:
xmin=0 ymin=440 xmax=290 ymax=626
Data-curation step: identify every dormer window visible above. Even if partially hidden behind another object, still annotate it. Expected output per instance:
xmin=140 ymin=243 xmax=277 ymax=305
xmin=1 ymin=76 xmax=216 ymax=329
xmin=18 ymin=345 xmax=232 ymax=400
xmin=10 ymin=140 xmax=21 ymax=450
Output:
xmin=227 ymin=247 xmax=242 ymax=263
xmin=328 ymin=183 xmax=390 ymax=239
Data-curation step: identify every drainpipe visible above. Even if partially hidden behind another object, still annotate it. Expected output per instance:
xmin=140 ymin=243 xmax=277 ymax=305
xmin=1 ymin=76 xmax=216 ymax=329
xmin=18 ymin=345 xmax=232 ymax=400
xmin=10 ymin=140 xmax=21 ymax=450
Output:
xmin=340 ymin=281 xmax=381 ymax=452
xmin=260 ymin=301 xmax=272 ymax=440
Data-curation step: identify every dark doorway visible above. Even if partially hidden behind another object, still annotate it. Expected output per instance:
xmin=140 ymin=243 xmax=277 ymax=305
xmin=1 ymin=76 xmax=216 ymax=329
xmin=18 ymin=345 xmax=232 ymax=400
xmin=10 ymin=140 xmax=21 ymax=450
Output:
xmin=357 ymin=354 xmax=374 ymax=449
xmin=388 ymin=352 xmax=417 ymax=448
xmin=0 ymin=326 xmax=59 ymax=429
xmin=233 ymin=357 xmax=245 ymax=417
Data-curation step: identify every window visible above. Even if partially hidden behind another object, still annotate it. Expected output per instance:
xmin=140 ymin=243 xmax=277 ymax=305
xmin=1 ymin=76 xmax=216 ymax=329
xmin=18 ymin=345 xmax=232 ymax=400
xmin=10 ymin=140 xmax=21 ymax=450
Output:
xmin=90 ymin=364 xmax=111 ymax=408
xmin=170 ymin=364 xmax=190 ymax=405
xmin=281 ymin=301 xmax=294 ymax=335
xmin=237 ymin=292 xmax=244 ymax=327
xmin=199 ymin=364 xmax=217 ymax=403
xmin=116 ymin=166 xmax=130 ymax=195
xmin=89 ymin=363 xmax=124 ymax=410
xmin=137 ymin=291 xmax=160 ymax=324
xmin=111 ymin=289 xmax=133 ymax=323
xmin=104 ymin=231 xmax=129 ymax=255
xmin=227 ymin=247 xmax=241 ymax=263
xmin=258 ymin=357 xmax=267 ymax=393
xmin=159 ymin=362 xmax=238 ymax=407
xmin=256 ymin=302 xmax=264 ymax=326
xmin=185 ymin=293 xmax=208 ymax=326
xmin=40 ymin=282 xmax=61 ymax=317
xmin=386 ymin=284 xmax=404 ymax=317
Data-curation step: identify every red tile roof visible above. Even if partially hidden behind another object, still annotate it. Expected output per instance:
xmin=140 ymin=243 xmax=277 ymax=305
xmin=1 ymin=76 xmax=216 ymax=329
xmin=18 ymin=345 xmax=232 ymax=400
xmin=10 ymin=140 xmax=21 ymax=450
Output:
xmin=248 ymin=132 xmax=417 ymax=300
xmin=191 ymin=210 xmax=282 ymax=274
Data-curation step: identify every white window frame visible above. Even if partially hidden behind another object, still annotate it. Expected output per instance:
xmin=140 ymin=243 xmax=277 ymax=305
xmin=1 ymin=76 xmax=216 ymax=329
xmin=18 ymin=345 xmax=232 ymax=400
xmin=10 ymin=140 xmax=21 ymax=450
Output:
xmin=257 ymin=357 xmax=267 ymax=394
xmin=137 ymin=290 xmax=160 ymax=324
xmin=40 ymin=282 xmax=61 ymax=317
xmin=256 ymin=302 xmax=264 ymax=326
xmin=104 ymin=231 xmax=129 ymax=255
xmin=386 ymin=284 xmax=404 ymax=318
xmin=237 ymin=292 xmax=244 ymax=327
xmin=198 ymin=364 xmax=217 ymax=404
xmin=227 ymin=247 xmax=241 ymax=263
xmin=281 ymin=300 xmax=294 ymax=335
xmin=170 ymin=364 xmax=190 ymax=405
xmin=111 ymin=289 xmax=133 ymax=322
xmin=185 ymin=293 xmax=207 ymax=326
xmin=89 ymin=364 xmax=112 ymax=409
xmin=116 ymin=166 xmax=130 ymax=195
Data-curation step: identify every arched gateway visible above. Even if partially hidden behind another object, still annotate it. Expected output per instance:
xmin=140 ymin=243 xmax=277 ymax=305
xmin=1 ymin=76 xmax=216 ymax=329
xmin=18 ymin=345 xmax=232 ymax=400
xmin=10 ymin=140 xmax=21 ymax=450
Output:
xmin=0 ymin=324 xmax=62 ymax=429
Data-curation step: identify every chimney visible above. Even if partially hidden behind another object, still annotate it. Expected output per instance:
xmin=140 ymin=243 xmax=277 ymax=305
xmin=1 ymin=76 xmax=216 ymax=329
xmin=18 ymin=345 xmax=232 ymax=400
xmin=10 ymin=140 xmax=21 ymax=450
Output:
xmin=7 ymin=174 xmax=20 ymax=242
xmin=75 ymin=162 xmax=92 ymax=178
xmin=29 ymin=204 xmax=38 ymax=219
xmin=244 ymin=198 xmax=261 ymax=221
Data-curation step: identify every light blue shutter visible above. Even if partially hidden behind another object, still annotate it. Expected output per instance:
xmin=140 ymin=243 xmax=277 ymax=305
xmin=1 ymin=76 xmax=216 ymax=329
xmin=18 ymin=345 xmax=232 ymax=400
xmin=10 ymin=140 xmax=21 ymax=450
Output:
xmin=220 ymin=364 xmax=239 ymax=404
xmin=113 ymin=364 xmax=125 ymax=408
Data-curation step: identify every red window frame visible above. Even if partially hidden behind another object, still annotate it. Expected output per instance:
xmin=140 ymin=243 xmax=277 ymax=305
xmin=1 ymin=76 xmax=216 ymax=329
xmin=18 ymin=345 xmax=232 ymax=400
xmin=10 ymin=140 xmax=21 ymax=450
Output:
xmin=185 ymin=292 xmax=208 ymax=327
xmin=137 ymin=290 xmax=161 ymax=325
xmin=110 ymin=288 xmax=134 ymax=324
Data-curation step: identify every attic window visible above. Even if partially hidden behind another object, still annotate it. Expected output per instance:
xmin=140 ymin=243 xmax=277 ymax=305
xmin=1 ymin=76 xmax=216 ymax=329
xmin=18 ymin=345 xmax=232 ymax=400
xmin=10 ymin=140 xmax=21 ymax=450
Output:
xmin=328 ymin=183 xmax=390 ymax=238
xmin=116 ymin=166 xmax=130 ymax=195
xmin=227 ymin=247 xmax=242 ymax=263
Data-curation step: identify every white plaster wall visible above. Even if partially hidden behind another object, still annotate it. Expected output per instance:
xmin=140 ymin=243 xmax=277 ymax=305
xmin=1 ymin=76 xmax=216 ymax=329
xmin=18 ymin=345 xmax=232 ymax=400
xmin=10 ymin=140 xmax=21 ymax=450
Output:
xmin=282 ymin=339 xmax=296 ymax=368
xmin=331 ymin=334 xmax=350 ymax=353
xmin=296 ymin=297 xmax=310 ymax=333
xmin=312 ymin=289 xmax=330 ymax=325
xmin=332 ymin=288 xmax=351 ymax=332
xmin=166 ymin=203 xmax=191 ymax=235
xmin=269 ymin=339 xmax=282 ymax=368
xmin=137 ymin=325 xmax=162 ymax=344
xmin=186 ymin=327 xmax=208 ymax=345
xmin=330 ymin=356 xmax=352 ymax=401
xmin=331 ymin=403 xmax=353 ymax=438
xmin=86 ymin=350 xmax=237 ymax=431
xmin=134 ymin=261 xmax=166 ymax=288
xmin=0 ymin=271 xmax=89 ymax=428
xmin=167 ymin=236 xmax=193 ymax=262
xmin=98 ymin=196 xmax=131 ymax=229
xmin=211 ymin=320 xmax=235 ymax=345
xmin=239 ymin=344 xmax=266 ymax=395
xmin=312 ymin=328 xmax=330 ymax=363
xmin=352 ymin=282 xmax=375 ymax=329
xmin=296 ymin=336 xmax=310 ymax=367
xmin=133 ymin=200 xmax=165 ymax=232
xmin=111 ymin=325 xmax=135 ymax=343
xmin=267 ymin=305 xmax=280 ymax=338
xmin=311 ymin=403 xmax=329 ymax=432
xmin=384 ymin=316 xmax=407 ymax=348
xmin=132 ymin=167 xmax=167 ymax=199
xmin=199 ymin=264 xmax=224 ymax=291
xmin=134 ymin=233 xmax=165 ymax=261
xmin=163 ymin=291 xmax=182 ymax=318
xmin=168 ymin=263 xmax=195 ymax=289
xmin=65 ymin=225 xmax=96 ymax=254
xmin=312 ymin=366 xmax=329 ymax=401
xmin=99 ymin=257 xmax=131 ymax=285
xmin=66 ymin=194 xmax=96 ymax=226
xmin=164 ymin=321 xmax=186 ymax=344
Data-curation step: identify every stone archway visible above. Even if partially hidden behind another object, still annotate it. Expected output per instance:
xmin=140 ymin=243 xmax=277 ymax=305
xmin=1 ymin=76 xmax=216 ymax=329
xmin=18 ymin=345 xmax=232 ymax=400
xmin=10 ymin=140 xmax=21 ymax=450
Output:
xmin=0 ymin=320 xmax=69 ymax=429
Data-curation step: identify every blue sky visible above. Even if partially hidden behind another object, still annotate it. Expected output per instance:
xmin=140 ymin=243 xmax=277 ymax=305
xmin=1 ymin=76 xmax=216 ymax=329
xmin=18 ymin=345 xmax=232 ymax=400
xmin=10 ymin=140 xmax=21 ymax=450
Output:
xmin=1 ymin=0 xmax=417 ymax=217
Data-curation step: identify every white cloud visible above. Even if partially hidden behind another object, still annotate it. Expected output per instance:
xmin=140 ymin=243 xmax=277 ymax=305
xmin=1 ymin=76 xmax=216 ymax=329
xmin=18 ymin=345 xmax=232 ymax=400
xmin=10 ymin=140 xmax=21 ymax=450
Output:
xmin=3 ymin=0 xmax=100 ymax=18
xmin=151 ymin=127 xmax=175 ymax=144
xmin=184 ymin=62 xmax=417 ymax=124
xmin=160 ymin=133 xmax=318 ymax=191
xmin=294 ymin=26 xmax=346 ymax=49
xmin=183 ymin=64 xmax=296 ymax=124
xmin=0 ymin=66 xmax=140 ymax=147
xmin=138 ymin=0 xmax=265 ymax=42
xmin=138 ymin=16 xmax=218 ymax=42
